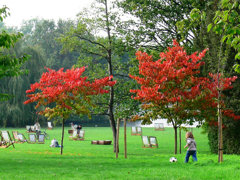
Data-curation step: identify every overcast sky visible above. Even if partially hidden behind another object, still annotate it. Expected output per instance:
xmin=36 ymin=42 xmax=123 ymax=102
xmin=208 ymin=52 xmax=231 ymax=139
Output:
xmin=0 ymin=0 xmax=95 ymax=28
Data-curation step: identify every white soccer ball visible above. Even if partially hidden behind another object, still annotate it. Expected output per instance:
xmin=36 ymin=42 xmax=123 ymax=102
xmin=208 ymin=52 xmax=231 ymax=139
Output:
xmin=170 ymin=157 xmax=177 ymax=162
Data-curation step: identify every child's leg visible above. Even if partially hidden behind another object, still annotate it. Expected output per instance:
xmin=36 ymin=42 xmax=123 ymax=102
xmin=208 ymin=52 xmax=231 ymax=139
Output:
xmin=192 ymin=151 xmax=197 ymax=162
xmin=185 ymin=151 xmax=191 ymax=163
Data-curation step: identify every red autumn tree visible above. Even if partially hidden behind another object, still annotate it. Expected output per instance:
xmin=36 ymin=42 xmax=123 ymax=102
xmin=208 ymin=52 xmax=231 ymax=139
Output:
xmin=202 ymin=73 xmax=240 ymax=122
xmin=201 ymin=72 xmax=240 ymax=162
xmin=24 ymin=66 xmax=116 ymax=154
xmin=129 ymin=40 xmax=239 ymax=154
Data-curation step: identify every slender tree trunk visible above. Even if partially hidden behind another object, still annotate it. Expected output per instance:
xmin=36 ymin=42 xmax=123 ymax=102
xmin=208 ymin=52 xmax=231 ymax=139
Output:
xmin=108 ymin=60 xmax=117 ymax=153
xmin=217 ymin=37 xmax=223 ymax=162
xmin=218 ymin=102 xmax=223 ymax=162
xmin=179 ymin=128 xmax=181 ymax=154
xmin=60 ymin=119 xmax=65 ymax=155
xmin=116 ymin=118 xmax=120 ymax=158
xmin=108 ymin=85 xmax=117 ymax=152
xmin=174 ymin=126 xmax=178 ymax=154
xmin=124 ymin=118 xmax=127 ymax=159
xmin=111 ymin=127 xmax=117 ymax=153
xmin=105 ymin=0 xmax=117 ymax=153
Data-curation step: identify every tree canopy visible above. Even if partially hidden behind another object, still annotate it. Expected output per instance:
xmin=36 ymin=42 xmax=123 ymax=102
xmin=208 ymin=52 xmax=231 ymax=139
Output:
xmin=0 ymin=6 xmax=29 ymax=101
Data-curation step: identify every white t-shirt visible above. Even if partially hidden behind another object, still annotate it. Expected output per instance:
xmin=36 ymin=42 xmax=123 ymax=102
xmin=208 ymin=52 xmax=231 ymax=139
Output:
xmin=187 ymin=138 xmax=197 ymax=151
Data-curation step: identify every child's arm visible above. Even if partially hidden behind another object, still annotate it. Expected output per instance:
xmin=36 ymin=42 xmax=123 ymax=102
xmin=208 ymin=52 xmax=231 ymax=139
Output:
xmin=184 ymin=139 xmax=192 ymax=148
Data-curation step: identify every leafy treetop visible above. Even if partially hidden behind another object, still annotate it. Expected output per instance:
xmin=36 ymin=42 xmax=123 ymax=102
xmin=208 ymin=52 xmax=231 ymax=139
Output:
xmin=129 ymin=40 xmax=239 ymax=126
xmin=24 ymin=67 xmax=116 ymax=119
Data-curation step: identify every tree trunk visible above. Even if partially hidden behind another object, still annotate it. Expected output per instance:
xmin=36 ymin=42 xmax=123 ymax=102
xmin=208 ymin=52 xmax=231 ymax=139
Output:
xmin=60 ymin=119 xmax=65 ymax=155
xmin=179 ymin=128 xmax=181 ymax=154
xmin=105 ymin=0 xmax=117 ymax=153
xmin=109 ymin=105 xmax=117 ymax=152
xmin=108 ymin=86 xmax=116 ymax=152
xmin=174 ymin=126 xmax=178 ymax=154
xmin=124 ymin=118 xmax=127 ymax=159
xmin=218 ymin=103 xmax=223 ymax=162
xmin=107 ymin=49 xmax=117 ymax=153
xmin=116 ymin=118 xmax=120 ymax=158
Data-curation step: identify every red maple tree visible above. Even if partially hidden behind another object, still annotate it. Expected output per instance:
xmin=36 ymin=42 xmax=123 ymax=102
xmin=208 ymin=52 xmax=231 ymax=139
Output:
xmin=24 ymin=66 xmax=116 ymax=154
xmin=129 ymin=40 xmax=239 ymax=154
xmin=201 ymin=73 xmax=240 ymax=122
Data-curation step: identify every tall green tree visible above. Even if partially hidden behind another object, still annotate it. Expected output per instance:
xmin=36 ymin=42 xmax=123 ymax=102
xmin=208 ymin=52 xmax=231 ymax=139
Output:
xmin=178 ymin=0 xmax=240 ymax=161
xmin=58 ymin=0 xmax=140 ymax=152
xmin=0 ymin=5 xmax=29 ymax=101
xmin=0 ymin=40 xmax=45 ymax=127
xmin=205 ymin=0 xmax=240 ymax=162
xmin=116 ymin=0 xmax=193 ymax=51
xmin=207 ymin=0 xmax=240 ymax=72
xmin=21 ymin=18 xmax=79 ymax=70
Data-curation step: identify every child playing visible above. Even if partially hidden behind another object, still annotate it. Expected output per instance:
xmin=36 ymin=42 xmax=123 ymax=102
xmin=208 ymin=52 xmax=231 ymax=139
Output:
xmin=184 ymin=131 xmax=197 ymax=163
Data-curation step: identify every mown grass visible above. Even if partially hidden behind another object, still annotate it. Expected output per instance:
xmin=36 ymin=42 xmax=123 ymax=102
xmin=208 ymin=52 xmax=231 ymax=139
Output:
xmin=0 ymin=126 xmax=239 ymax=180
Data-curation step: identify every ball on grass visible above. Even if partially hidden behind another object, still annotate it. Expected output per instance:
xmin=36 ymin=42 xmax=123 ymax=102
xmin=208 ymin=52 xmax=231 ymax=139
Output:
xmin=170 ymin=157 xmax=177 ymax=162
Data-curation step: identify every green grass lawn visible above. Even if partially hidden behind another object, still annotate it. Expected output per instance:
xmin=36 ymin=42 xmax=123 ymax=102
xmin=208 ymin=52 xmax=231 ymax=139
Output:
xmin=0 ymin=126 xmax=240 ymax=180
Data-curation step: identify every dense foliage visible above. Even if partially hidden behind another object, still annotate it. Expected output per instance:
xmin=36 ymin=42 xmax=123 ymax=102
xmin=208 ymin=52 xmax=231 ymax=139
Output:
xmin=24 ymin=67 xmax=116 ymax=119
xmin=0 ymin=6 xmax=29 ymax=102
xmin=116 ymin=0 xmax=193 ymax=50
xmin=0 ymin=44 xmax=45 ymax=127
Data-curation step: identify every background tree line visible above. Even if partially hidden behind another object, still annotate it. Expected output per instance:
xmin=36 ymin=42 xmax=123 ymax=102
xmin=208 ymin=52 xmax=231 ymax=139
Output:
xmin=0 ymin=18 xmax=110 ymax=127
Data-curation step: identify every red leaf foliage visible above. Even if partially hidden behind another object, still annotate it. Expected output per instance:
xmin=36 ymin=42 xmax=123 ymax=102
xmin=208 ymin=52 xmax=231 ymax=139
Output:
xmin=129 ymin=40 xmax=239 ymax=125
xmin=130 ymin=40 xmax=208 ymax=106
xmin=24 ymin=67 xmax=116 ymax=119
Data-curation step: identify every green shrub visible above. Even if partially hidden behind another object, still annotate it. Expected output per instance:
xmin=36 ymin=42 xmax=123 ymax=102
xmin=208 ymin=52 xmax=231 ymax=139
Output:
xmin=203 ymin=120 xmax=240 ymax=154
